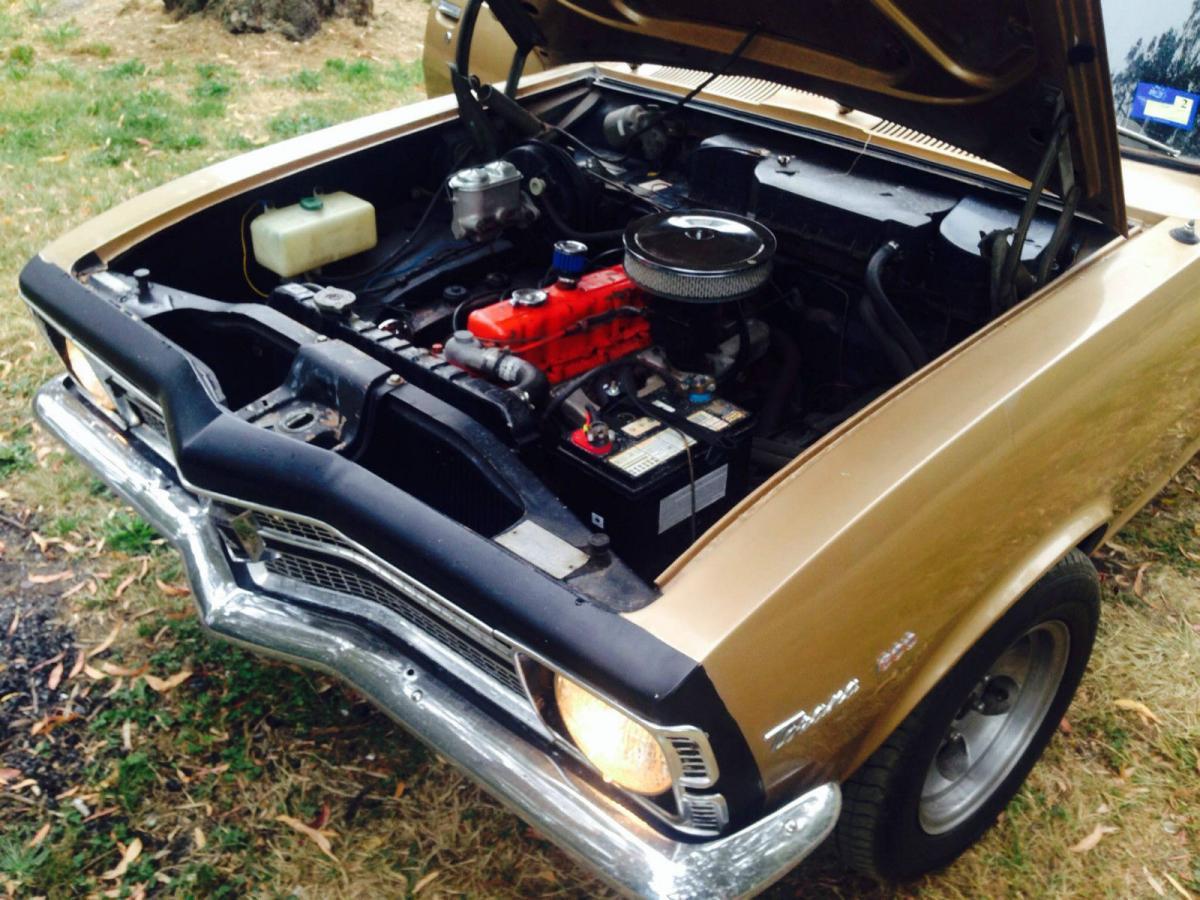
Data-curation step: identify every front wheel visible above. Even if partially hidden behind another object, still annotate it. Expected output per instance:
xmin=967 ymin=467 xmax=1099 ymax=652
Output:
xmin=835 ymin=549 xmax=1100 ymax=879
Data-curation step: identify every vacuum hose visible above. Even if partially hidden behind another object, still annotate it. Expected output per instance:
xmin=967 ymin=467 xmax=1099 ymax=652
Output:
xmin=443 ymin=331 xmax=549 ymax=407
xmin=536 ymin=191 xmax=624 ymax=244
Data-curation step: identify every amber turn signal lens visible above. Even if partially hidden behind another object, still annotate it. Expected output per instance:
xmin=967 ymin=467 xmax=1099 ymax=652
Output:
xmin=64 ymin=339 xmax=116 ymax=413
xmin=554 ymin=674 xmax=672 ymax=796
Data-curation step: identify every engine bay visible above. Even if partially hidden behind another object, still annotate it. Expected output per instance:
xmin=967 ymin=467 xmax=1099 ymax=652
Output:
xmin=100 ymin=77 xmax=1115 ymax=583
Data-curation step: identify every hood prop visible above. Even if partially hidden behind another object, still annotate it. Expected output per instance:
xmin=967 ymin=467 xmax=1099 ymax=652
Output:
xmin=982 ymin=97 xmax=1082 ymax=313
xmin=449 ymin=0 xmax=546 ymax=161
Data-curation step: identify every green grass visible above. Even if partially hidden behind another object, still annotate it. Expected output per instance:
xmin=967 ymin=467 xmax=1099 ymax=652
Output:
xmin=101 ymin=511 xmax=160 ymax=553
xmin=267 ymin=106 xmax=333 ymax=137
xmin=289 ymin=67 xmax=322 ymax=91
xmin=0 ymin=441 xmax=34 ymax=478
xmin=40 ymin=20 xmax=80 ymax=48
xmin=0 ymin=832 xmax=50 ymax=882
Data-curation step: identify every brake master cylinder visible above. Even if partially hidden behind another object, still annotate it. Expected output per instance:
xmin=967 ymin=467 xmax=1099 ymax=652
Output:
xmin=448 ymin=160 xmax=525 ymax=239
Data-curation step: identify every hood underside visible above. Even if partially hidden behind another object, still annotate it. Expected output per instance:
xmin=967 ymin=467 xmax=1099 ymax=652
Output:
xmin=518 ymin=0 xmax=1126 ymax=232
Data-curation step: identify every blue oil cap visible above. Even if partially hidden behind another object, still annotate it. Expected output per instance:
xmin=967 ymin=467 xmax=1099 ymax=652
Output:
xmin=552 ymin=240 xmax=589 ymax=275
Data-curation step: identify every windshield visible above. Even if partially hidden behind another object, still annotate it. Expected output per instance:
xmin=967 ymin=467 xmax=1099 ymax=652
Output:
xmin=1105 ymin=0 xmax=1200 ymax=161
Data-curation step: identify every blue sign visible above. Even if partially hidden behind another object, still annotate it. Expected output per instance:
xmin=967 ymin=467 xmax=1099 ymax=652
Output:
xmin=1132 ymin=81 xmax=1199 ymax=131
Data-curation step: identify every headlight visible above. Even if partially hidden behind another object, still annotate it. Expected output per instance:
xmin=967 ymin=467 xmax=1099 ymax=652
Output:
xmin=554 ymin=674 xmax=672 ymax=795
xmin=64 ymin=339 xmax=116 ymax=412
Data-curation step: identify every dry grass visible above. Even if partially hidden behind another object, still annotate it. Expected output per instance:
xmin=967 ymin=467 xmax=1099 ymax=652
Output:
xmin=0 ymin=0 xmax=1198 ymax=896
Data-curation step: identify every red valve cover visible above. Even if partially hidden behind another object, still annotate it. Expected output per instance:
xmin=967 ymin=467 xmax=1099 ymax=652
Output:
xmin=467 ymin=265 xmax=650 ymax=384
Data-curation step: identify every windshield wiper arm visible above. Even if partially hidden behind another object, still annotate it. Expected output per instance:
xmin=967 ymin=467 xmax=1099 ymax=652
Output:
xmin=1117 ymin=124 xmax=1183 ymax=158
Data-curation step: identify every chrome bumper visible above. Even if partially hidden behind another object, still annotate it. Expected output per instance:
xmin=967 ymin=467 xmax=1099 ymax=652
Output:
xmin=34 ymin=376 xmax=840 ymax=899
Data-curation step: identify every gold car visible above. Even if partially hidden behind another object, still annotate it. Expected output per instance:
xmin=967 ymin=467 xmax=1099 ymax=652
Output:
xmin=21 ymin=0 xmax=1200 ymax=895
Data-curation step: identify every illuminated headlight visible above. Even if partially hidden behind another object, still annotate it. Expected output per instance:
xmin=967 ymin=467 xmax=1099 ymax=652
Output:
xmin=64 ymin=339 xmax=117 ymax=413
xmin=554 ymin=674 xmax=672 ymax=796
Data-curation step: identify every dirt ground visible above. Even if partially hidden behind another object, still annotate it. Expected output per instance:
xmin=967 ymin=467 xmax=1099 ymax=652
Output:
xmin=43 ymin=0 xmax=427 ymax=70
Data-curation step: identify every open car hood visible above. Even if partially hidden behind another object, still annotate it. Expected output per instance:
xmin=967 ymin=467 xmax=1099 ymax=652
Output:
xmin=519 ymin=0 xmax=1126 ymax=232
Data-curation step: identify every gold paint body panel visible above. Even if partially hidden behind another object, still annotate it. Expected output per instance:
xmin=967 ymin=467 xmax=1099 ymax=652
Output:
xmin=632 ymin=213 xmax=1200 ymax=795
xmin=34 ymin=63 xmax=1200 ymax=802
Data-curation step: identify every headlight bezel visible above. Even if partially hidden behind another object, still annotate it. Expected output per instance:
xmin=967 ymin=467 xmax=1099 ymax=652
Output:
xmin=517 ymin=654 xmax=726 ymax=835
xmin=553 ymin=672 xmax=675 ymax=796
xmin=28 ymin=307 xmax=174 ymax=461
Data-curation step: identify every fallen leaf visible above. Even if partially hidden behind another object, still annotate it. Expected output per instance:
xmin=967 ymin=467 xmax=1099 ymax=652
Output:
xmin=100 ymin=837 xmax=142 ymax=880
xmin=393 ymin=780 xmax=407 ymax=799
xmin=1069 ymin=824 xmax=1118 ymax=853
xmin=275 ymin=815 xmax=339 ymax=862
xmin=30 ymin=712 xmax=80 ymax=736
xmin=31 ymin=651 xmax=65 ymax=672
xmin=121 ymin=720 xmax=133 ymax=752
xmin=29 ymin=571 xmax=73 ymax=584
xmin=98 ymin=662 xmax=148 ymax=678
xmin=413 ymin=870 xmax=440 ymax=894
xmin=46 ymin=661 xmax=63 ymax=691
xmin=26 ymin=823 xmax=51 ymax=848
xmin=193 ymin=827 xmax=206 ymax=850
xmin=113 ymin=570 xmax=139 ymax=599
xmin=1164 ymin=873 xmax=1194 ymax=899
xmin=60 ymin=581 xmax=89 ymax=599
xmin=68 ymin=651 xmax=85 ymax=680
xmin=307 ymin=802 xmax=331 ymax=831
xmin=0 ymin=768 xmax=21 ymax=782
xmin=155 ymin=579 xmax=190 ymax=597
xmin=120 ymin=558 xmax=151 ymax=596
xmin=1133 ymin=562 xmax=1150 ymax=597
xmin=87 ymin=624 xmax=121 ymax=658
xmin=142 ymin=670 xmax=192 ymax=692
xmin=1145 ymin=866 xmax=1167 ymax=897
xmin=1115 ymin=698 xmax=1161 ymax=725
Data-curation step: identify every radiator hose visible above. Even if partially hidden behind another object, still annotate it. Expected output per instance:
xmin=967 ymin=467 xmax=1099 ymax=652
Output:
xmin=862 ymin=241 xmax=927 ymax=377
xmin=443 ymin=331 xmax=549 ymax=407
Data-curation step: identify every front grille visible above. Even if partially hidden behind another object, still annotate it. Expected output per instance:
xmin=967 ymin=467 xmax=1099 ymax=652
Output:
xmin=252 ymin=511 xmax=354 ymax=552
xmin=235 ymin=516 xmax=526 ymax=696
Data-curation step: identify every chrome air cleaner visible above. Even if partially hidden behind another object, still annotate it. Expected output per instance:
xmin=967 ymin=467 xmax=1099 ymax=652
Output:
xmin=623 ymin=210 xmax=777 ymax=302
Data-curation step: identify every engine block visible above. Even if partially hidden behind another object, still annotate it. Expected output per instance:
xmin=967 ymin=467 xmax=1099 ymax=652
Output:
xmin=466 ymin=266 xmax=651 ymax=384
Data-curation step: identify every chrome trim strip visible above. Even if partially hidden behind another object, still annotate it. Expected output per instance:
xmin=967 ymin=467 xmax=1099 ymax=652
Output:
xmin=34 ymin=376 xmax=840 ymax=898
xmin=249 ymin=524 xmax=519 ymax=661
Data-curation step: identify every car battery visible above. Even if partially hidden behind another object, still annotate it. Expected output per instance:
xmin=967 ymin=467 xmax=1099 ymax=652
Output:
xmin=553 ymin=386 xmax=755 ymax=579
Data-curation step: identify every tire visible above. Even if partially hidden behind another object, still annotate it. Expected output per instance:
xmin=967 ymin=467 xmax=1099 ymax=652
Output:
xmin=834 ymin=549 xmax=1100 ymax=879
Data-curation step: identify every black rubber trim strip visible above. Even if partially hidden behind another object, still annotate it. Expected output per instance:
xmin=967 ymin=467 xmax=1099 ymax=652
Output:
xmin=20 ymin=255 xmax=764 ymax=823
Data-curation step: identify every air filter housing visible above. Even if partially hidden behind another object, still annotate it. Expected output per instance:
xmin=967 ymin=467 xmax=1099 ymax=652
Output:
xmin=623 ymin=210 xmax=776 ymax=303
